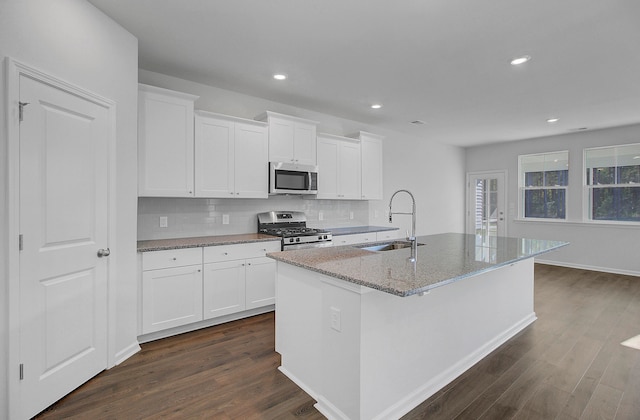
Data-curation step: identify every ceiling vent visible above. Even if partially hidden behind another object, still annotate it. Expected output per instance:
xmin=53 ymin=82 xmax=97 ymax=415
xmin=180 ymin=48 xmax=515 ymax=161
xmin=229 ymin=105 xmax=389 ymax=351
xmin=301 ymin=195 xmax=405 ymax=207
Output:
xmin=410 ymin=120 xmax=426 ymax=125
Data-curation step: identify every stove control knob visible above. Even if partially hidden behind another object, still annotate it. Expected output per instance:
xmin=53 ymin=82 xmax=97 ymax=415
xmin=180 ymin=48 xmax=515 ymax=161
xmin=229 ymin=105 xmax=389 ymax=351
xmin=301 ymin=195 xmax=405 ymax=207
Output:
xmin=296 ymin=238 xmax=301 ymax=242
xmin=318 ymin=236 xmax=322 ymax=240
xmin=323 ymin=235 xmax=328 ymax=239
xmin=289 ymin=238 xmax=294 ymax=243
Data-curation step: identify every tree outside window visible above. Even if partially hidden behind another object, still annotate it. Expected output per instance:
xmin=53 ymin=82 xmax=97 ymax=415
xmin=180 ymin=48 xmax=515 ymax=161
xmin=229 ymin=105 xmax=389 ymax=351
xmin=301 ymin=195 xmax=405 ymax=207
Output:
xmin=519 ymin=151 xmax=569 ymax=219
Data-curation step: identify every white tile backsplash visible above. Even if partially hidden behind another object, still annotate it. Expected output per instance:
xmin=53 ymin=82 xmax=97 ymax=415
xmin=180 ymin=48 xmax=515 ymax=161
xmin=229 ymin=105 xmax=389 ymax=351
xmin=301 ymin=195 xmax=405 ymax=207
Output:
xmin=138 ymin=196 xmax=370 ymax=240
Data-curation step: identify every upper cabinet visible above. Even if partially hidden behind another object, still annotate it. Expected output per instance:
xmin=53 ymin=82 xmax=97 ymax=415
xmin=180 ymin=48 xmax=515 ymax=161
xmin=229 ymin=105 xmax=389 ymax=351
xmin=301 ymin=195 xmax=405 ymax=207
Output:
xmin=256 ymin=111 xmax=319 ymax=165
xmin=138 ymin=84 xmax=199 ymax=197
xmin=194 ymin=111 xmax=268 ymax=198
xmin=317 ymin=133 xmax=361 ymax=200
xmin=353 ymin=131 xmax=384 ymax=200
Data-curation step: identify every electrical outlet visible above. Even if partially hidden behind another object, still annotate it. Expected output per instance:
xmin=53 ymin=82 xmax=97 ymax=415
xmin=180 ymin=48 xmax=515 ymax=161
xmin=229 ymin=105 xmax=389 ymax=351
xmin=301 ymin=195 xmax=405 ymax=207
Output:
xmin=318 ymin=211 xmax=324 ymax=221
xmin=349 ymin=211 xmax=354 ymax=220
xmin=222 ymin=214 xmax=229 ymax=225
xmin=159 ymin=216 xmax=168 ymax=228
xmin=330 ymin=307 xmax=341 ymax=332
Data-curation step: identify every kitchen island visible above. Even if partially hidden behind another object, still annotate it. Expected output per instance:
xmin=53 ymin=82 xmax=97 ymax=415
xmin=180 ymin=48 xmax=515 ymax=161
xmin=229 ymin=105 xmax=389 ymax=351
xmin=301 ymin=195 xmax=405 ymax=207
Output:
xmin=267 ymin=233 xmax=567 ymax=420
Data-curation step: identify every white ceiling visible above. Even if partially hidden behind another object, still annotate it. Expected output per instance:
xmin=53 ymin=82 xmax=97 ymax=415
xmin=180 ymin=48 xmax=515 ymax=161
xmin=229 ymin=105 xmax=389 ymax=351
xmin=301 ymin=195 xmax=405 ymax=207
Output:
xmin=89 ymin=0 xmax=640 ymax=147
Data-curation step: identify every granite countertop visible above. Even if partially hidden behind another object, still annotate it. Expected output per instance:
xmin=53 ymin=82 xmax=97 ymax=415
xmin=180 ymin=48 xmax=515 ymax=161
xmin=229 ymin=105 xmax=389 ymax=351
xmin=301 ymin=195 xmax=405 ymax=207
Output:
xmin=267 ymin=232 xmax=568 ymax=297
xmin=326 ymin=225 xmax=399 ymax=236
xmin=137 ymin=233 xmax=280 ymax=252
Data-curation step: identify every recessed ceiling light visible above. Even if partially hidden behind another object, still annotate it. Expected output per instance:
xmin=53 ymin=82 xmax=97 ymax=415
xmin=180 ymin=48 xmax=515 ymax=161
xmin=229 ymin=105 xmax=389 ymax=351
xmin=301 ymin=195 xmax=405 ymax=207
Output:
xmin=371 ymin=104 xmax=382 ymax=109
xmin=547 ymin=118 xmax=559 ymax=123
xmin=273 ymin=74 xmax=287 ymax=80
xmin=633 ymin=156 xmax=640 ymax=160
xmin=510 ymin=55 xmax=531 ymax=66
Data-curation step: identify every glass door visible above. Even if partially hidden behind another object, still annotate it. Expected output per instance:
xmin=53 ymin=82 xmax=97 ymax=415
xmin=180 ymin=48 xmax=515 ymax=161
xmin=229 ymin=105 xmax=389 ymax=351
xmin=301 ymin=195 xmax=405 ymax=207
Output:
xmin=466 ymin=171 xmax=507 ymax=241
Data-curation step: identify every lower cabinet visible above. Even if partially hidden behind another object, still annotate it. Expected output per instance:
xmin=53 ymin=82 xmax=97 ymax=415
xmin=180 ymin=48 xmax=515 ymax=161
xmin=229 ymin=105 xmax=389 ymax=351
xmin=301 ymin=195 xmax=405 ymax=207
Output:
xmin=333 ymin=230 xmax=401 ymax=246
xmin=203 ymin=260 xmax=246 ymax=319
xmin=141 ymin=264 xmax=203 ymax=334
xmin=140 ymin=240 xmax=280 ymax=337
xmin=245 ymin=257 xmax=277 ymax=309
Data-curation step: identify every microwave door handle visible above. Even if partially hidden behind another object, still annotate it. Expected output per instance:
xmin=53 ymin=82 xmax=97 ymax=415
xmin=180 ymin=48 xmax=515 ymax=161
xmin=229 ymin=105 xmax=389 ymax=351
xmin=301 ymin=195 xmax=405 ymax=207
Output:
xmin=308 ymin=172 xmax=312 ymax=191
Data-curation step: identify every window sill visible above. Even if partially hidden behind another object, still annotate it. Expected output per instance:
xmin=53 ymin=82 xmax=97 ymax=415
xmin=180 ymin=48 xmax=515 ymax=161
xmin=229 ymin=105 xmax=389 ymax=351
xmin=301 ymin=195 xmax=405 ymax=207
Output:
xmin=514 ymin=218 xmax=640 ymax=229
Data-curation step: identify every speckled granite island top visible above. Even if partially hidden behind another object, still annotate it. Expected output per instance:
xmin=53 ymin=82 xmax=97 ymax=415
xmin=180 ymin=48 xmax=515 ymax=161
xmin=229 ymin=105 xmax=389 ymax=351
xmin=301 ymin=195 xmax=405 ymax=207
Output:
xmin=267 ymin=232 xmax=568 ymax=297
xmin=137 ymin=233 xmax=279 ymax=252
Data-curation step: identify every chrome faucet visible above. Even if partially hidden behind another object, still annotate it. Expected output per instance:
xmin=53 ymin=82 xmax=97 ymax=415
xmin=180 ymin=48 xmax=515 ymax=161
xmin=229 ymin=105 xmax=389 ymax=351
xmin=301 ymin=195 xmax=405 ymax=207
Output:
xmin=388 ymin=189 xmax=417 ymax=261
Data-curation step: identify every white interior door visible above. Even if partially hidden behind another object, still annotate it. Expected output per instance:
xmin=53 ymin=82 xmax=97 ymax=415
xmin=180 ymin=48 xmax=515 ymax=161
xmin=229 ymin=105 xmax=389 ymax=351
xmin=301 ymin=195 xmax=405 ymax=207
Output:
xmin=18 ymin=74 xmax=110 ymax=419
xmin=466 ymin=171 xmax=507 ymax=240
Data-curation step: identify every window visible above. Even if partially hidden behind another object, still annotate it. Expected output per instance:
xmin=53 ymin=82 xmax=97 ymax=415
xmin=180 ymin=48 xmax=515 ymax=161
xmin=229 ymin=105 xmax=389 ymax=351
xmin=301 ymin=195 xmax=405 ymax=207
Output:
xmin=585 ymin=143 xmax=640 ymax=222
xmin=519 ymin=151 xmax=569 ymax=219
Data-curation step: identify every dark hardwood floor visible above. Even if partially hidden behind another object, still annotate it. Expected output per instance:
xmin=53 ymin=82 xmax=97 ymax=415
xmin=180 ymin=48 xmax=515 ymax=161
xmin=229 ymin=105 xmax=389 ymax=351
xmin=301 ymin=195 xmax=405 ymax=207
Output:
xmin=36 ymin=264 xmax=640 ymax=419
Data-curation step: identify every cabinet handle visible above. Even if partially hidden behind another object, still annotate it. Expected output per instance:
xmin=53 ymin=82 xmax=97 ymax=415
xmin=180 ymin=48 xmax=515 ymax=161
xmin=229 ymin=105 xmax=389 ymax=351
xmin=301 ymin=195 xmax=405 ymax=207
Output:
xmin=247 ymin=263 xmax=252 ymax=266
xmin=241 ymin=263 xmax=245 ymax=266
xmin=224 ymin=252 xmax=228 ymax=255
xmin=236 ymin=192 xmax=240 ymax=195
xmin=197 ymin=269 xmax=201 ymax=272
xmin=230 ymin=192 xmax=234 ymax=195
xmin=172 ymin=257 xmax=177 ymax=261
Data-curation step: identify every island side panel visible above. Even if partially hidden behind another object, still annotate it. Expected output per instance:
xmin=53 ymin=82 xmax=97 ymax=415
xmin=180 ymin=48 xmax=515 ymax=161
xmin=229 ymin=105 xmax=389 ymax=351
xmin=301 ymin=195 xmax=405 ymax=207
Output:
xmin=274 ymin=261 xmax=324 ymax=399
xmin=276 ymin=258 xmax=536 ymax=420
xmin=358 ymin=258 xmax=536 ymax=419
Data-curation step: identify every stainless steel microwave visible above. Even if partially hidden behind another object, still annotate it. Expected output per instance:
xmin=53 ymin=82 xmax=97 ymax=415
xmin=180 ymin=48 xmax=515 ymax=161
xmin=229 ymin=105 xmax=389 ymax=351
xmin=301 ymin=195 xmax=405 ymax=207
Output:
xmin=269 ymin=162 xmax=318 ymax=195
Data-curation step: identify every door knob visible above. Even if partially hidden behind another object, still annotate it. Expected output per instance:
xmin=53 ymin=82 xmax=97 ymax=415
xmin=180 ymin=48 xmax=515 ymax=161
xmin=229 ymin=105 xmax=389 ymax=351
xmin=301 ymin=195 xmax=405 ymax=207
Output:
xmin=97 ymin=248 xmax=111 ymax=257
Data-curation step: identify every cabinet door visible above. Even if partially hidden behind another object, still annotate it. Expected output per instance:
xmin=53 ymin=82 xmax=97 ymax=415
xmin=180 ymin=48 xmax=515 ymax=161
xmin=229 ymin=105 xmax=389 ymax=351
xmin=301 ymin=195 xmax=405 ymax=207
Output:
xmin=234 ymin=123 xmax=268 ymax=198
xmin=203 ymin=260 xmax=246 ymax=319
xmin=245 ymin=257 xmax=276 ymax=309
xmin=194 ymin=116 xmax=234 ymax=198
xmin=316 ymin=138 xmax=339 ymax=199
xmin=141 ymin=265 xmax=203 ymax=334
xmin=138 ymin=87 xmax=196 ymax=197
xmin=268 ymin=116 xmax=295 ymax=163
xmin=339 ymin=141 xmax=361 ymax=199
xmin=360 ymin=135 xmax=383 ymax=200
xmin=293 ymin=122 xmax=317 ymax=165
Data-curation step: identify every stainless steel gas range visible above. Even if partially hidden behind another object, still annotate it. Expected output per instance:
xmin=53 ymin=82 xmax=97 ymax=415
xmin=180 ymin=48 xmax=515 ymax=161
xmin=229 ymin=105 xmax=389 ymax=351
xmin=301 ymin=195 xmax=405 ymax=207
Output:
xmin=257 ymin=211 xmax=332 ymax=250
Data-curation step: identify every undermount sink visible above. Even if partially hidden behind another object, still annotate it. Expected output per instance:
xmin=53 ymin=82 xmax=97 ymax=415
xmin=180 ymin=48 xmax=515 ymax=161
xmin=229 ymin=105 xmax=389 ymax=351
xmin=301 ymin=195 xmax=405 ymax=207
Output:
xmin=358 ymin=241 xmax=425 ymax=252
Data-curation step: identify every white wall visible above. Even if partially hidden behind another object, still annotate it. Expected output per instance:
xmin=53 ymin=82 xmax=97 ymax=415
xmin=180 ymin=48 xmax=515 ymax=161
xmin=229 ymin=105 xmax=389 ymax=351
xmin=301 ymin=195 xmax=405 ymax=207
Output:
xmin=139 ymin=70 xmax=467 ymax=239
xmin=0 ymin=0 xmax=139 ymax=415
xmin=466 ymin=124 xmax=640 ymax=275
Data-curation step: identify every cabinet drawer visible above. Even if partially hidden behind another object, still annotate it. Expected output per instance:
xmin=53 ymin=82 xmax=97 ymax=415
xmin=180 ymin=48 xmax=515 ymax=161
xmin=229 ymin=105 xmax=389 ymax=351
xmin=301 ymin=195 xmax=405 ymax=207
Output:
xmin=376 ymin=230 xmax=400 ymax=241
xmin=142 ymin=247 xmax=203 ymax=271
xmin=333 ymin=233 xmax=376 ymax=246
xmin=203 ymin=241 xmax=280 ymax=263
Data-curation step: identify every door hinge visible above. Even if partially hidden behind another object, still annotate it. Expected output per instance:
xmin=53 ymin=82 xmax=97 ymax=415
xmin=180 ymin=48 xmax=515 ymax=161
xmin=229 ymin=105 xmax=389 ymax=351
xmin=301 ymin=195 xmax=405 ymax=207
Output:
xmin=19 ymin=101 xmax=29 ymax=122
xmin=19 ymin=234 xmax=23 ymax=251
xmin=19 ymin=364 xmax=24 ymax=380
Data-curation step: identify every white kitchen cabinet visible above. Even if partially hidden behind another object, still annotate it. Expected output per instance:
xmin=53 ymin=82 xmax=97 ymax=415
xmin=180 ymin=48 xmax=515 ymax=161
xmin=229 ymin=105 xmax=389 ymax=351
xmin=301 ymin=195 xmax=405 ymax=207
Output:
xmin=203 ymin=260 xmax=246 ymax=318
xmin=202 ymin=241 xmax=280 ymax=319
xmin=333 ymin=232 xmax=377 ymax=246
xmin=138 ymin=84 xmax=199 ymax=197
xmin=245 ymin=257 xmax=277 ymax=309
xmin=195 ymin=111 xmax=268 ymax=198
xmin=376 ymin=230 xmax=400 ymax=241
xmin=316 ymin=133 xmax=361 ymax=200
xmin=257 ymin=111 xmax=318 ymax=165
xmin=352 ymin=131 xmax=384 ymax=200
xmin=141 ymin=248 xmax=203 ymax=334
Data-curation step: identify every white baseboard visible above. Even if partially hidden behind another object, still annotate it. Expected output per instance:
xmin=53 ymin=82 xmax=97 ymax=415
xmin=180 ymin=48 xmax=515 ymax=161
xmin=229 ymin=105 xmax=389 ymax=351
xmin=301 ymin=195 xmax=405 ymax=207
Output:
xmin=278 ymin=366 xmax=320 ymax=401
xmin=112 ymin=341 xmax=141 ymax=366
xmin=137 ymin=305 xmax=275 ymax=344
xmin=535 ymin=259 xmax=640 ymax=277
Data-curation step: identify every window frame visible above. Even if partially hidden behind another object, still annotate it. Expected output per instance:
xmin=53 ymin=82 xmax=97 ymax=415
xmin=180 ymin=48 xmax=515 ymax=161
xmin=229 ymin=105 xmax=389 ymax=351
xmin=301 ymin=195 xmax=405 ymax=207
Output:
xmin=518 ymin=150 xmax=569 ymax=221
xmin=583 ymin=143 xmax=640 ymax=224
